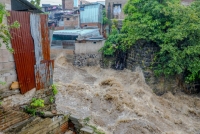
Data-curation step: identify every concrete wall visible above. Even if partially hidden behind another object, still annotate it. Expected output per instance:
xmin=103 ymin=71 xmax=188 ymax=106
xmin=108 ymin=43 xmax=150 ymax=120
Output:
xmin=0 ymin=0 xmax=17 ymax=91
xmin=74 ymin=41 xmax=104 ymax=67
xmin=0 ymin=0 xmax=11 ymax=10
xmin=75 ymin=40 xmax=104 ymax=54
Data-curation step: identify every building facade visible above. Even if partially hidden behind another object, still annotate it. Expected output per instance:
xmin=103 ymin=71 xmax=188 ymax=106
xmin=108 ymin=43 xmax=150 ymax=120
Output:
xmin=80 ymin=3 xmax=104 ymax=33
xmin=62 ymin=0 xmax=78 ymax=10
xmin=105 ymin=0 xmax=127 ymax=20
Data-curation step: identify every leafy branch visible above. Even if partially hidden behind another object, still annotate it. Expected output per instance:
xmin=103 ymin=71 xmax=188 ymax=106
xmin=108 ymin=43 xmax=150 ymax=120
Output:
xmin=0 ymin=3 xmax=20 ymax=52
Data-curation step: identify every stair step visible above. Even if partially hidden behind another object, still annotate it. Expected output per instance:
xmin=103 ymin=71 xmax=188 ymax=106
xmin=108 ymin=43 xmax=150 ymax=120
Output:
xmin=18 ymin=118 xmax=52 ymax=134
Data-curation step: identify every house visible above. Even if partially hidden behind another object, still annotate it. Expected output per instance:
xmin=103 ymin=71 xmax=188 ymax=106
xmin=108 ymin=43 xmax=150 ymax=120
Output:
xmin=62 ymin=14 xmax=79 ymax=28
xmin=80 ymin=2 xmax=104 ymax=33
xmin=51 ymin=29 xmax=104 ymax=66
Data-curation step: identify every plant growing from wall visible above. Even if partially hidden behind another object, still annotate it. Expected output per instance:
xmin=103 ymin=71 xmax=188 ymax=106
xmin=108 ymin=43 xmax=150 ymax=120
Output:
xmin=102 ymin=9 xmax=110 ymax=26
xmin=100 ymin=22 xmax=126 ymax=56
xmin=52 ymin=84 xmax=58 ymax=95
xmin=49 ymin=96 xmax=54 ymax=103
xmin=0 ymin=3 xmax=20 ymax=52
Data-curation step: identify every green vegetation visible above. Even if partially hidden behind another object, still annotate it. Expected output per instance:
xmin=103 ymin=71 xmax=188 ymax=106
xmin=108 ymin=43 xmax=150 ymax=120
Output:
xmin=25 ymin=106 xmax=37 ymax=116
xmin=0 ymin=81 xmax=6 ymax=85
xmin=49 ymin=96 xmax=54 ymax=103
xmin=100 ymin=20 xmax=126 ymax=55
xmin=30 ymin=0 xmax=41 ymax=9
xmin=31 ymin=98 xmax=44 ymax=107
xmin=25 ymin=98 xmax=44 ymax=116
xmin=102 ymin=0 xmax=200 ymax=83
xmin=102 ymin=9 xmax=110 ymax=25
xmin=52 ymin=84 xmax=58 ymax=95
xmin=0 ymin=3 xmax=20 ymax=52
xmin=0 ymin=3 xmax=20 ymax=85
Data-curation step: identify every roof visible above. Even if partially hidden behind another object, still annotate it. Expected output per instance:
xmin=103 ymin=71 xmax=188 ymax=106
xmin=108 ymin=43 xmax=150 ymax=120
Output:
xmin=97 ymin=1 xmax=105 ymax=5
xmin=11 ymin=0 xmax=43 ymax=13
xmin=81 ymin=2 xmax=104 ymax=6
xmin=53 ymin=29 xmax=99 ymax=36
xmin=53 ymin=29 xmax=100 ymax=36
xmin=42 ymin=4 xmax=51 ymax=7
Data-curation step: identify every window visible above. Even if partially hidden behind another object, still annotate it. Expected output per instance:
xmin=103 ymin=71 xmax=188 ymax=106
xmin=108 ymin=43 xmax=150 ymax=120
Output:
xmin=93 ymin=42 xmax=96 ymax=44
xmin=113 ymin=4 xmax=122 ymax=19
xmin=67 ymin=18 xmax=70 ymax=20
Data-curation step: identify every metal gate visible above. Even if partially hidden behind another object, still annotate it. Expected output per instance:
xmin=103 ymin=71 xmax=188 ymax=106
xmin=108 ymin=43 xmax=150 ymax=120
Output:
xmin=8 ymin=11 xmax=36 ymax=94
xmin=9 ymin=11 xmax=53 ymax=94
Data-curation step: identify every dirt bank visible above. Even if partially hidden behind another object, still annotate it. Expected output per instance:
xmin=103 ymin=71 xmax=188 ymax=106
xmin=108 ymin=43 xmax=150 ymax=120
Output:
xmin=54 ymin=54 xmax=200 ymax=134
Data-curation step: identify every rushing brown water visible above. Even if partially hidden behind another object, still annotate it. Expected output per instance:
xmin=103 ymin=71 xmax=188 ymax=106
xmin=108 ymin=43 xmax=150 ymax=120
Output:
xmin=54 ymin=54 xmax=200 ymax=134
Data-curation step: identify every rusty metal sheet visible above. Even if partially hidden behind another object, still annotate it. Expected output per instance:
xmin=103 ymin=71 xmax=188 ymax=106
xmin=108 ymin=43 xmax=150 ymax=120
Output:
xmin=8 ymin=11 xmax=36 ymax=94
xmin=35 ymin=60 xmax=54 ymax=90
xmin=40 ymin=14 xmax=50 ymax=60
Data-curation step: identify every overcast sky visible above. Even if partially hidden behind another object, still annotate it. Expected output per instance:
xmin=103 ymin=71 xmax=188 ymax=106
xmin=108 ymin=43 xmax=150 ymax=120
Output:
xmin=33 ymin=0 xmax=100 ymax=5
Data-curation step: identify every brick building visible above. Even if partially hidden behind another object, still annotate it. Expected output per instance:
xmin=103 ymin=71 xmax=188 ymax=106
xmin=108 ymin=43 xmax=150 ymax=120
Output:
xmin=62 ymin=0 xmax=79 ymax=10
xmin=63 ymin=14 xmax=79 ymax=28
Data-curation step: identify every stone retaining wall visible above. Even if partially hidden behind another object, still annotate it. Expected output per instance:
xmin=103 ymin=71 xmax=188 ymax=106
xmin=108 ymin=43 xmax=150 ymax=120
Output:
xmin=126 ymin=41 xmax=179 ymax=95
xmin=74 ymin=53 xmax=102 ymax=67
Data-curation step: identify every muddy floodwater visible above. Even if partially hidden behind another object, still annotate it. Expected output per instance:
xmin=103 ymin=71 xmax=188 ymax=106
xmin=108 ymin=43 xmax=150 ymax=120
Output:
xmin=54 ymin=54 xmax=200 ymax=134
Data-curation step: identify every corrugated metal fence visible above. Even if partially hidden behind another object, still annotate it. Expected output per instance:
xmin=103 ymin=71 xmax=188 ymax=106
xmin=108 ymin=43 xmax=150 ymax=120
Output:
xmin=8 ymin=11 xmax=53 ymax=94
